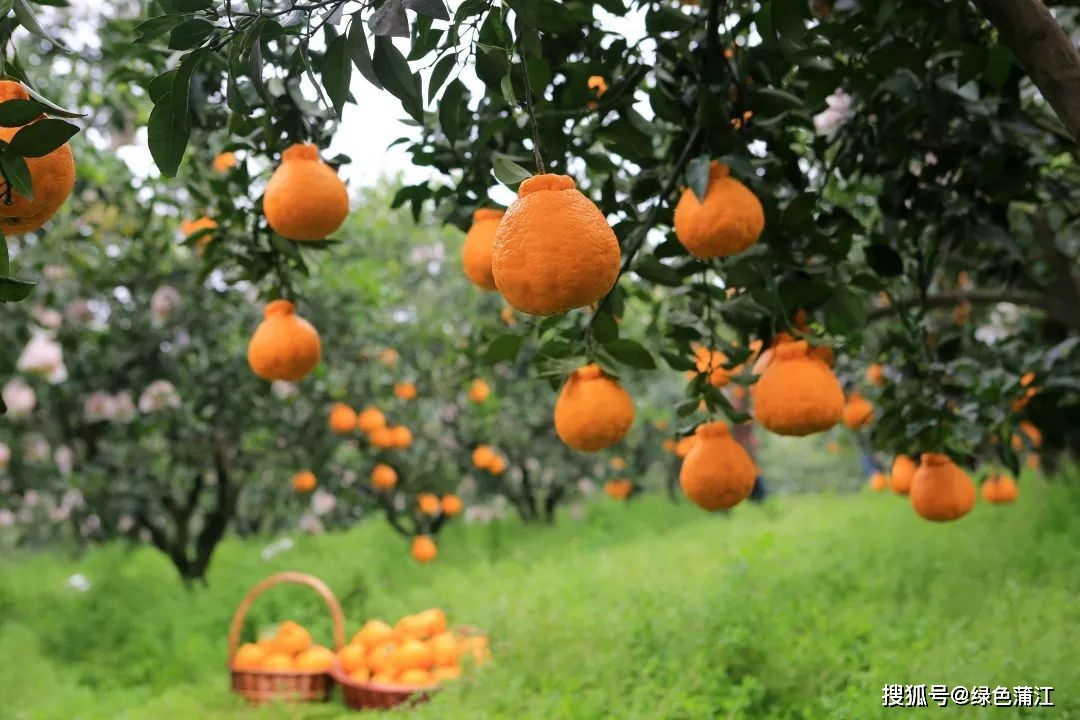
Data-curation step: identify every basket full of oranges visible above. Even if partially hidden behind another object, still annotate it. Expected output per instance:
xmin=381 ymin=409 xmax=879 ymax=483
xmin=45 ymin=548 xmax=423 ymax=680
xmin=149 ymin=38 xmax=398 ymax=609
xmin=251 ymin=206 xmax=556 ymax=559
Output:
xmin=227 ymin=572 xmax=345 ymax=704
xmin=331 ymin=607 xmax=491 ymax=711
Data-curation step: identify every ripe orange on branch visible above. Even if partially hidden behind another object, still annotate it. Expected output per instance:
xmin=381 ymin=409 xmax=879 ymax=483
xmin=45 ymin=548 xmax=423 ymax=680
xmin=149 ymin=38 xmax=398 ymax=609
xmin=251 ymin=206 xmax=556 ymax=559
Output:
xmin=263 ymin=143 xmax=350 ymax=241
xmin=491 ymin=174 xmax=620 ymax=316
xmin=291 ymin=470 xmax=317 ymax=492
xmin=674 ymin=161 xmax=764 ymax=259
xmin=910 ymin=453 xmax=976 ymax=522
xmin=247 ymin=300 xmax=322 ymax=382
xmin=752 ymin=340 xmax=844 ymax=436
xmin=0 ymin=81 xmax=76 ymax=235
xmin=679 ymin=422 xmax=757 ymax=510
xmin=329 ymin=403 xmax=358 ymax=434
xmin=890 ymin=454 xmax=916 ymax=495
xmin=461 ymin=208 xmax=504 ymax=291
xmin=554 ymin=364 xmax=635 ymax=452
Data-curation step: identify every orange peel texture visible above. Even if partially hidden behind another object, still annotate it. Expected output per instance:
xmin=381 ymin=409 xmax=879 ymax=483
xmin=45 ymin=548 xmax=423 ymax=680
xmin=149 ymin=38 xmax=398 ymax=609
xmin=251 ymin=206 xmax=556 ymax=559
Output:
xmin=673 ymin=161 xmax=764 ymax=259
xmin=491 ymin=174 xmax=620 ymax=316
xmin=678 ymin=422 xmax=757 ymax=510
xmin=247 ymin=300 xmax=322 ymax=382
xmin=751 ymin=340 xmax=844 ymax=436
xmin=841 ymin=392 xmax=874 ymax=429
xmin=890 ymin=454 xmax=916 ymax=495
xmin=0 ymin=81 xmax=75 ymax=236
xmin=910 ymin=453 xmax=976 ymax=522
xmin=462 ymin=208 xmax=505 ymax=291
xmin=263 ymin=143 xmax=350 ymax=241
xmin=981 ymin=473 xmax=1018 ymax=504
xmin=553 ymin=364 xmax=635 ymax=452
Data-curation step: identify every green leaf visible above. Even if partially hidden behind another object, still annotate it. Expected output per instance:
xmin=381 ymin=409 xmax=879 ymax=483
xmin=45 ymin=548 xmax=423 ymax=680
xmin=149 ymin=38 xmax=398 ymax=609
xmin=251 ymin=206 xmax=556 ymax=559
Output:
xmin=7 ymin=118 xmax=78 ymax=158
xmin=321 ymin=32 xmax=353 ymax=115
xmin=685 ymin=154 xmax=711 ymax=204
xmin=676 ymin=398 xmax=700 ymax=418
xmin=13 ymin=0 xmax=70 ymax=51
xmin=771 ymin=0 xmax=806 ymax=42
xmin=864 ymin=243 xmax=904 ymax=278
xmin=0 ymin=275 xmax=36 ymax=302
xmin=18 ymin=84 xmax=84 ymax=118
xmin=168 ymin=18 xmax=215 ymax=50
xmin=0 ymin=99 xmax=43 ymax=127
xmin=427 ymin=53 xmax=456 ymax=103
xmin=348 ymin=13 xmax=382 ymax=89
xmin=147 ymin=92 xmax=190 ymax=178
xmin=370 ymin=0 xmax=410 ymax=38
xmin=592 ymin=311 xmax=619 ymax=343
xmin=404 ymin=0 xmax=449 ymax=21
xmin=372 ymin=36 xmax=423 ymax=122
xmin=0 ymin=0 xmax=14 ymax=15
xmin=750 ymin=86 xmax=804 ymax=112
xmin=484 ymin=334 xmax=524 ymax=363
xmin=439 ymin=78 xmax=466 ymax=146
xmin=492 ymin=154 xmax=532 ymax=187
xmin=0 ymin=151 xmax=33 ymax=199
xmin=662 ymin=351 xmax=696 ymax=372
xmin=825 ymin=285 xmax=866 ymax=335
xmin=605 ymin=339 xmax=656 ymax=369
xmin=632 ymin=255 xmax=683 ymax=286
xmin=134 ymin=13 xmax=192 ymax=43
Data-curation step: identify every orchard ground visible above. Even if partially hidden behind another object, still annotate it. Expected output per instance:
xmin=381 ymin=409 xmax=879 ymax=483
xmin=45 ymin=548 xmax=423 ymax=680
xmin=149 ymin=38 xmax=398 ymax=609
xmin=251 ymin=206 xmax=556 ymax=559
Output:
xmin=2 ymin=465 xmax=1078 ymax=719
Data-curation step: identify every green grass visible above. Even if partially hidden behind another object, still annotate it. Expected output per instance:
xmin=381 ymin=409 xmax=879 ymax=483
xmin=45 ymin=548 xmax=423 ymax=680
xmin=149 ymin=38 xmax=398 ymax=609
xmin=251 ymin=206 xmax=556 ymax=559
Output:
xmin=2 ymin=478 xmax=1079 ymax=720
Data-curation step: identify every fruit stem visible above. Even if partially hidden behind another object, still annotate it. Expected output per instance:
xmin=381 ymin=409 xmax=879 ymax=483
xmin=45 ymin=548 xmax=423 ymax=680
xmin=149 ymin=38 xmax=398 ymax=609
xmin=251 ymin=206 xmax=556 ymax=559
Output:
xmin=515 ymin=34 xmax=545 ymax=175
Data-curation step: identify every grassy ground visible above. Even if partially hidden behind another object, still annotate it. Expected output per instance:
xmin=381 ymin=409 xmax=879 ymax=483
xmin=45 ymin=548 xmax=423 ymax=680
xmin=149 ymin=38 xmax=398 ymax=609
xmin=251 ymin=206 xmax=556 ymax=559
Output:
xmin=2 ymin=477 xmax=1079 ymax=720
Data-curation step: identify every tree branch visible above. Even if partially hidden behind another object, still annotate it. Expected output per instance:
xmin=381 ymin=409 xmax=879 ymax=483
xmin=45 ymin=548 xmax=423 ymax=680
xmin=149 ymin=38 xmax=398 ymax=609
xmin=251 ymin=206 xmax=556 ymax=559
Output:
xmin=971 ymin=0 xmax=1080 ymax=142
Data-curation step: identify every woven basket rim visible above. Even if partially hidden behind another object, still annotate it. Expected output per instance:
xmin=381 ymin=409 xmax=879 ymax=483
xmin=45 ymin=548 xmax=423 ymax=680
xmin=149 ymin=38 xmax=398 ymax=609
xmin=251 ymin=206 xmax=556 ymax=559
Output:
xmin=331 ymin=662 xmax=438 ymax=693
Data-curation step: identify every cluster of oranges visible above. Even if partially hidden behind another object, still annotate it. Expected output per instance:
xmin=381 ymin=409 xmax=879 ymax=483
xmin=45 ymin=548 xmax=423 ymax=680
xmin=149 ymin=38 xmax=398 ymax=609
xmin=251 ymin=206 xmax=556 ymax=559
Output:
xmin=471 ymin=444 xmax=507 ymax=475
xmin=603 ymin=479 xmax=634 ymax=500
xmin=232 ymin=620 xmax=337 ymax=673
xmin=336 ymin=609 xmax=490 ymax=688
xmin=327 ymin=402 xmax=413 ymax=450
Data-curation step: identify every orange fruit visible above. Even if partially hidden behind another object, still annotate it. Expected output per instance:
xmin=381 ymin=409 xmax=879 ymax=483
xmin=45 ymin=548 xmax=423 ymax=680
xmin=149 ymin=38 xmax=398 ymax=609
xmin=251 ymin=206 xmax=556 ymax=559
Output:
xmin=491 ymin=174 xmax=620 ymax=315
xmin=369 ymin=427 xmax=396 ymax=449
xmin=1026 ymin=454 xmax=1041 ymax=470
xmin=416 ymin=608 xmax=447 ymax=636
xmin=232 ymin=643 xmax=265 ymax=671
xmin=212 ymin=151 xmax=237 ymax=173
xmin=417 ymin=493 xmax=440 ymax=515
xmin=679 ymin=422 xmax=757 ymax=510
xmin=292 ymin=470 xmax=317 ymax=493
xmin=674 ymin=435 xmax=698 ymax=458
xmin=329 ymin=402 xmax=358 ymax=434
xmin=274 ymin=624 xmax=312 ymax=655
xmin=357 ymin=406 xmax=387 ymax=433
xmin=468 ymin=379 xmax=491 ymax=403
xmin=1011 ymin=421 xmax=1042 ymax=450
xmin=890 ymin=455 xmax=916 ymax=495
xmin=433 ymin=665 xmax=462 ymax=682
xmin=500 ymin=306 xmax=516 ymax=325
xmin=379 ymin=348 xmax=400 ymax=368
xmin=604 ymin=479 xmax=633 ymax=500
xmin=751 ymin=340 xmax=843 ymax=436
xmin=371 ymin=463 xmax=398 ymax=490
xmin=869 ymin=472 xmax=888 ymax=492
xmin=392 ymin=639 xmax=435 ymax=671
xmin=587 ymin=75 xmax=608 ymax=110
xmin=349 ymin=667 xmax=371 ymax=682
xmin=471 ymin=445 xmax=497 ymax=470
xmin=487 ymin=455 xmax=507 ymax=474
xmin=441 ymin=494 xmax=464 ymax=517
xmin=464 ymin=636 xmax=492 ymax=665
xmin=687 ymin=345 xmax=730 ymax=387
xmin=353 ymin=620 xmax=395 ymax=648
xmin=461 ymin=208 xmax=505 ymax=290
xmin=866 ymin=363 xmax=885 ymax=385
xmin=395 ymin=614 xmax=427 ymax=640
xmin=295 ymin=645 xmax=336 ymax=672
xmin=411 ymin=535 xmax=437 ymax=563
xmin=673 ymin=161 xmax=764 ymax=259
xmin=370 ymin=670 xmax=399 ymax=685
xmin=262 ymin=653 xmax=293 ymax=671
xmin=0 ymin=81 xmax=76 ymax=236
xmin=256 ymin=638 xmax=276 ymax=653
xmin=429 ymin=632 xmax=460 ymax=666
xmin=982 ymin=473 xmax=1019 ymax=504
xmin=661 ymin=438 xmax=677 ymax=453
xmin=247 ymin=300 xmax=322 ymax=382
xmin=910 ymin=453 xmax=976 ymax=522
xmin=263 ymin=143 xmax=349 ymax=241
xmin=338 ymin=643 xmax=369 ymax=673
xmin=180 ymin=216 xmax=218 ymax=256
xmin=609 ymin=456 xmax=626 ymax=471
xmin=841 ymin=392 xmax=874 ymax=430
xmin=389 ymin=425 xmax=413 ymax=449
xmin=394 ymin=382 xmax=417 ymax=400
xmin=553 ymin=364 xmax=635 ymax=452
xmin=397 ymin=668 xmax=436 ymax=687
xmin=367 ymin=641 xmax=399 ymax=674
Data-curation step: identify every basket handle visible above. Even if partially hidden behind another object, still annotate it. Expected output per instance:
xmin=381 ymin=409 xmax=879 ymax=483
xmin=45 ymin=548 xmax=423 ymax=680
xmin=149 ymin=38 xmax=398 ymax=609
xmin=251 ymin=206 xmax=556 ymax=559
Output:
xmin=227 ymin=571 xmax=347 ymax=661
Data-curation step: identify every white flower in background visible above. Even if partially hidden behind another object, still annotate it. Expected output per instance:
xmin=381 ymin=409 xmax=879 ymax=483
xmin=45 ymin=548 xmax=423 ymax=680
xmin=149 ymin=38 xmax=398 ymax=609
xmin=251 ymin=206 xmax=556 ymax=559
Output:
xmin=50 ymin=505 xmax=71 ymax=522
xmin=576 ymin=478 xmax=596 ymax=496
xmin=83 ymin=392 xmax=116 ymax=422
xmin=32 ymin=306 xmax=63 ymax=331
xmin=297 ymin=512 xmax=324 ymax=535
xmin=23 ymin=434 xmax=50 ymax=463
xmin=65 ymin=298 xmax=95 ymax=326
xmin=111 ymin=392 xmax=136 ymax=423
xmin=0 ymin=509 xmax=13 ymax=527
xmin=271 ymin=381 xmax=299 ymax=400
xmin=16 ymin=331 xmax=68 ymax=384
xmin=54 ymin=446 xmax=76 ymax=475
xmin=60 ymin=488 xmax=84 ymax=511
xmin=311 ymin=489 xmax=337 ymax=516
xmin=23 ymin=489 xmax=39 ymax=507
xmin=260 ymin=537 xmax=295 ymax=561
xmin=464 ymin=506 xmax=493 ymax=524
xmin=150 ymin=285 xmax=182 ymax=328
xmin=66 ymin=573 xmax=91 ymax=592
xmin=457 ymin=476 xmax=478 ymax=496
xmin=340 ymin=469 xmax=357 ymax=487
xmin=117 ymin=515 xmax=134 ymax=533
xmin=4 ymin=378 xmax=38 ymax=418
xmin=0 ymin=443 xmax=10 ymax=471
xmin=43 ymin=265 xmax=70 ymax=281
xmin=80 ymin=514 xmax=101 ymax=537
xmin=138 ymin=380 xmax=181 ymax=413
xmin=812 ymin=89 xmax=854 ymax=140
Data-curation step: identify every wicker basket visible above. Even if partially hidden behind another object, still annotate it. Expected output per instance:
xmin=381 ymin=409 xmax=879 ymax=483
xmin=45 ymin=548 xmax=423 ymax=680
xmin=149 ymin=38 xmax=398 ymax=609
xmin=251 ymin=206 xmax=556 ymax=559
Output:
xmin=227 ymin=571 xmax=346 ymax=705
xmin=332 ymin=625 xmax=485 ymax=711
